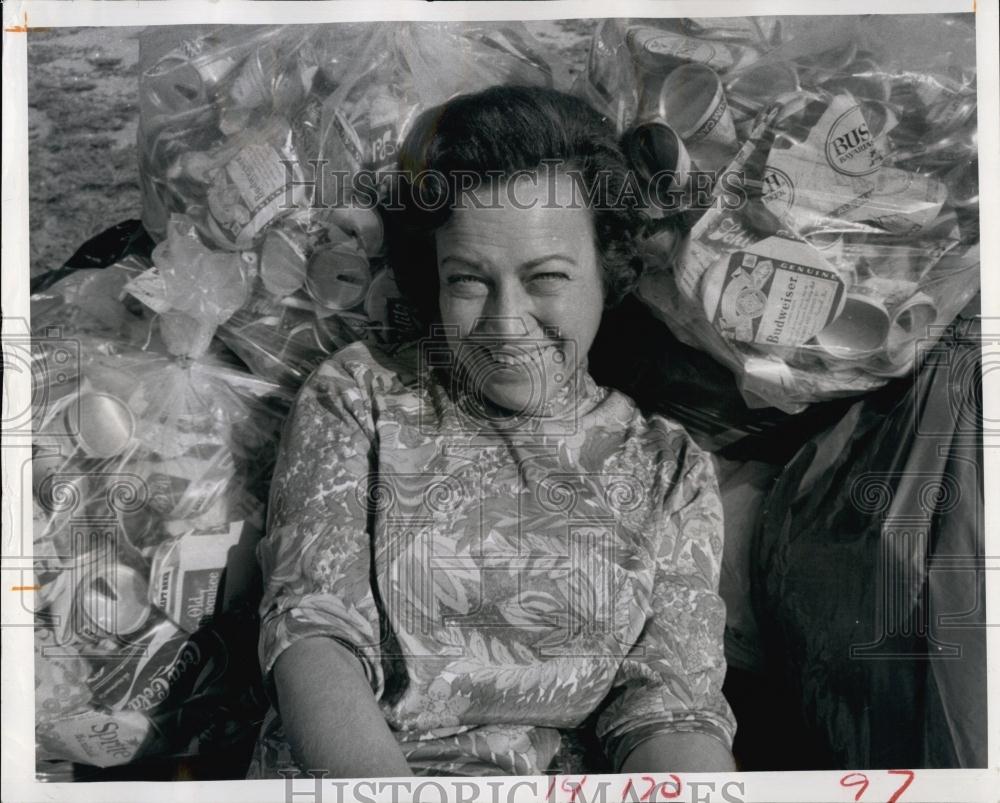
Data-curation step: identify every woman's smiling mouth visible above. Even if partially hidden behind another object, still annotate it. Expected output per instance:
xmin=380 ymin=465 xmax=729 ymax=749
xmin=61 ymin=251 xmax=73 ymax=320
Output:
xmin=490 ymin=346 xmax=541 ymax=368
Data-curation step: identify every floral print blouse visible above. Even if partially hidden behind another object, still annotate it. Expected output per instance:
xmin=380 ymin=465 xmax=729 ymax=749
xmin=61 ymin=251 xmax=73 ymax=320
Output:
xmin=247 ymin=339 xmax=734 ymax=777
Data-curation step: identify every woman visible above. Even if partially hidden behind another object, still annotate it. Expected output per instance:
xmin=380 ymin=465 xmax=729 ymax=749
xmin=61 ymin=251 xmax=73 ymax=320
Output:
xmin=248 ymin=86 xmax=735 ymax=777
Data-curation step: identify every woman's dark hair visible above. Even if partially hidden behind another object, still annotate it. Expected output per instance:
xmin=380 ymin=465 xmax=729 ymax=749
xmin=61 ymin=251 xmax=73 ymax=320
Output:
xmin=381 ymin=85 xmax=646 ymax=328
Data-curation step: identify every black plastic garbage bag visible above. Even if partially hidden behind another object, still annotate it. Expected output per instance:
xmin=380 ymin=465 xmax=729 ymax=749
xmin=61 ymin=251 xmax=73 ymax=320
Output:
xmin=751 ymin=305 xmax=985 ymax=769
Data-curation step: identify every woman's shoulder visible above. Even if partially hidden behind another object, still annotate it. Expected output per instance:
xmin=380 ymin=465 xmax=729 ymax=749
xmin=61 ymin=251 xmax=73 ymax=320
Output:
xmin=598 ymin=384 xmax=708 ymax=467
xmin=593 ymin=387 xmax=715 ymax=507
xmin=311 ymin=338 xmax=424 ymax=397
xmin=303 ymin=341 xmax=423 ymax=418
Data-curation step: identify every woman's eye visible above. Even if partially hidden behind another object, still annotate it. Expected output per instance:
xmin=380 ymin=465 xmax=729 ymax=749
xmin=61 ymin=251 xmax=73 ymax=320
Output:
xmin=445 ymin=275 xmax=489 ymax=295
xmin=528 ymin=272 xmax=570 ymax=287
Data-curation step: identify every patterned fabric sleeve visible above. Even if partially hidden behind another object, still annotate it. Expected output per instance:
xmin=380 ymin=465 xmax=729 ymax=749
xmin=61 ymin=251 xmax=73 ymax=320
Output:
xmin=256 ymin=349 xmax=385 ymax=700
xmin=597 ymin=439 xmax=736 ymax=770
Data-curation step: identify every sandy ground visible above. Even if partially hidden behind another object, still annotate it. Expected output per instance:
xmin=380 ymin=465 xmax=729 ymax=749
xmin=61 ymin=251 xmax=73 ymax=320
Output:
xmin=26 ymin=20 xmax=596 ymax=280
xmin=27 ymin=26 xmax=144 ymax=279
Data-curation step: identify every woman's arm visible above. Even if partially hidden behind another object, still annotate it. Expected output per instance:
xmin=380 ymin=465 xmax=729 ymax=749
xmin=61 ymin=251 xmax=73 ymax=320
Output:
xmin=597 ymin=441 xmax=736 ymax=771
xmin=620 ymin=733 xmax=736 ymax=773
xmin=274 ymin=637 xmax=411 ymax=778
xmin=257 ymin=350 xmax=405 ymax=777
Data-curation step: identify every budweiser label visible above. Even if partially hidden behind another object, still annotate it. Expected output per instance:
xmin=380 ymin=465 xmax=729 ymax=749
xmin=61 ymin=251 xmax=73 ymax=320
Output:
xmin=704 ymin=237 xmax=846 ymax=345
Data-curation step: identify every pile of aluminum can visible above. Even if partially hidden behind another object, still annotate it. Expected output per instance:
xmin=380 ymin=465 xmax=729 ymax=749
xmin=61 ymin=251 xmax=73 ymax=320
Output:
xmin=582 ymin=16 xmax=980 ymax=411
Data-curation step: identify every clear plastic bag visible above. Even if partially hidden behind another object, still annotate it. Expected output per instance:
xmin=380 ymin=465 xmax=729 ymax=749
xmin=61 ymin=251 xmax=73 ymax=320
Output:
xmin=30 ymin=282 xmax=290 ymax=773
xmin=137 ymin=25 xmax=371 ymax=247
xmin=316 ymin=22 xmax=563 ymax=198
xmin=30 ymin=256 xmax=159 ymax=350
xmin=214 ymin=202 xmax=420 ymax=390
xmin=573 ymin=16 xmax=779 ymax=134
xmin=136 ymin=23 xmax=562 ymax=392
xmin=139 ymin=23 xmax=562 ymax=246
xmin=122 ymin=214 xmax=257 ymax=359
xmin=598 ymin=15 xmax=980 ymax=412
xmin=36 ymin=20 xmax=568 ymax=774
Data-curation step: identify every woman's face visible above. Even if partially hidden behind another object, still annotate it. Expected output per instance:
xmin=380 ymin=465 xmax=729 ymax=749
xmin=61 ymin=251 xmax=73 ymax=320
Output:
xmin=435 ymin=172 xmax=604 ymax=414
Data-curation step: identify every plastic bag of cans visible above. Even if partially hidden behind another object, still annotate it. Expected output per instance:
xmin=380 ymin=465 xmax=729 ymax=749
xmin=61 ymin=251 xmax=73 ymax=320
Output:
xmin=210 ymin=199 xmax=421 ymax=389
xmin=30 ymin=282 xmax=291 ymax=773
xmin=136 ymin=23 xmax=562 ymax=392
xmin=138 ymin=22 xmax=561 ymax=246
xmin=29 ymin=256 xmax=161 ymax=350
xmin=119 ymin=214 xmax=257 ymax=359
xmin=315 ymin=22 xmax=563 ymax=190
xmin=574 ymin=16 xmax=781 ymax=136
xmin=137 ymin=24 xmax=375 ymax=247
xmin=582 ymin=15 xmax=980 ymax=411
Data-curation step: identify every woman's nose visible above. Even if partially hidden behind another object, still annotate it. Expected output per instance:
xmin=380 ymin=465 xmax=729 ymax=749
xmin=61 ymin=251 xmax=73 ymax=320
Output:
xmin=473 ymin=286 xmax=532 ymax=337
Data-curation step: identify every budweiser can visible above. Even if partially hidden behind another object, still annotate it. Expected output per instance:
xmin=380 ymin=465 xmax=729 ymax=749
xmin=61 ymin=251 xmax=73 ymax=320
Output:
xmin=813 ymin=285 xmax=892 ymax=361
